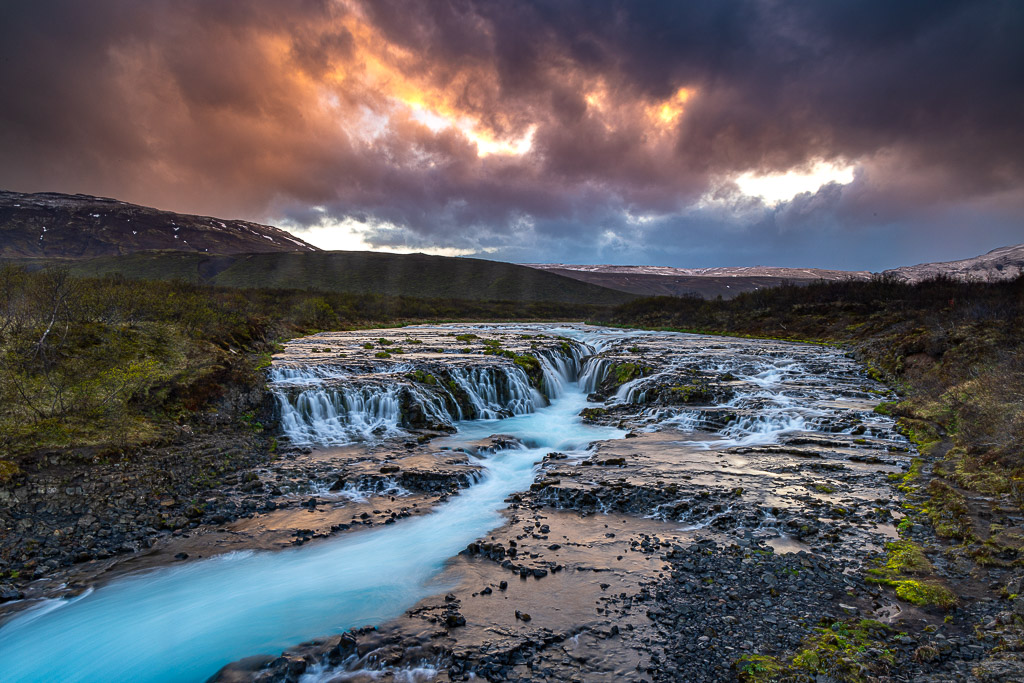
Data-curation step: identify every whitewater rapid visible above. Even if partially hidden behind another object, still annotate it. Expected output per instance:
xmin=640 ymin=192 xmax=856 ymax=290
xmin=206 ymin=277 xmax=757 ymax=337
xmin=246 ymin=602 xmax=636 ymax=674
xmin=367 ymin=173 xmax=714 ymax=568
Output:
xmin=0 ymin=323 xmax=899 ymax=682
xmin=0 ymin=330 xmax=615 ymax=682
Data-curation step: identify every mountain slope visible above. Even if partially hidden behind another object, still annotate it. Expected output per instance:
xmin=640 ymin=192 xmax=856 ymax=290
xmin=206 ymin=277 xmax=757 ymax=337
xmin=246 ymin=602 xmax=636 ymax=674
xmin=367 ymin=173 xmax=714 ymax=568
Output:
xmin=525 ymin=263 xmax=871 ymax=280
xmin=0 ymin=190 xmax=318 ymax=257
xmin=527 ymin=245 xmax=1024 ymax=298
xmin=884 ymin=243 xmax=1024 ymax=283
xmin=525 ymin=264 xmax=871 ymax=299
xmin=26 ymin=250 xmax=636 ymax=305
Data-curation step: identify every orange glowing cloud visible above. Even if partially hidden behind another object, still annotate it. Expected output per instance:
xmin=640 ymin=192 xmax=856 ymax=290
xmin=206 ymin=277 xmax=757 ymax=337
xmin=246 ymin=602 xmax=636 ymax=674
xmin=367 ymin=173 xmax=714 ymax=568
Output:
xmin=307 ymin=7 xmax=534 ymax=159
xmin=5 ymin=0 xmax=1017 ymax=270
xmin=650 ymin=87 xmax=694 ymax=127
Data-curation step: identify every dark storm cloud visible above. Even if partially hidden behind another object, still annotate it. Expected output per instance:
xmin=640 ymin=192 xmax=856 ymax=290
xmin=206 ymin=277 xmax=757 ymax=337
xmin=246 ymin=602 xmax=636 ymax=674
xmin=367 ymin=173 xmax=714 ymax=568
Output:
xmin=0 ymin=0 xmax=1022 ymax=267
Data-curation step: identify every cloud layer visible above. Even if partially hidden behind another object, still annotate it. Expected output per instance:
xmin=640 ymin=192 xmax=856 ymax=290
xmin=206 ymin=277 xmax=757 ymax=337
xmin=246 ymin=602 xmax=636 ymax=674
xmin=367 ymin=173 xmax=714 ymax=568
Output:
xmin=1 ymin=0 xmax=1022 ymax=268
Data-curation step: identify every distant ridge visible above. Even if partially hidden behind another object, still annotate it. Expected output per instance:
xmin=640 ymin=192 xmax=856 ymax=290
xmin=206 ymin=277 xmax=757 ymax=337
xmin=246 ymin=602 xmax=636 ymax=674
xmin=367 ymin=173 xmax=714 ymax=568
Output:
xmin=526 ymin=245 xmax=1024 ymax=298
xmin=5 ymin=189 xmax=1020 ymax=302
xmin=524 ymin=263 xmax=871 ymax=280
xmin=523 ymin=264 xmax=870 ymax=299
xmin=0 ymin=190 xmax=318 ymax=257
xmin=884 ymin=243 xmax=1024 ymax=284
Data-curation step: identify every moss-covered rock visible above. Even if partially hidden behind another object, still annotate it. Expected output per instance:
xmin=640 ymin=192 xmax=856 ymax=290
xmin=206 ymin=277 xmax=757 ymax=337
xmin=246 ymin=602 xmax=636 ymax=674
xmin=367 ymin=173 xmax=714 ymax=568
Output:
xmin=579 ymin=407 xmax=608 ymax=423
xmin=512 ymin=353 xmax=544 ymax=389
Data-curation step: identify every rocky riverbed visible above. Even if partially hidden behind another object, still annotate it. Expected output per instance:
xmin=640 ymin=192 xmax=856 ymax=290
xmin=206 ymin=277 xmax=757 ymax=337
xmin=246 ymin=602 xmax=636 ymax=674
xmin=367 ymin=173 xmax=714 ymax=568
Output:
xmin=3 ymin=324 xmax=1023 ymax=682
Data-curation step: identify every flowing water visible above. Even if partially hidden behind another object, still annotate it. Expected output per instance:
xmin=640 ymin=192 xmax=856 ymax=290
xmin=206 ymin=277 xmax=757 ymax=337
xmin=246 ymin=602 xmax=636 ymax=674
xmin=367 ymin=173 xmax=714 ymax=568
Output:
xmin=0 ymin=324 xmax=901 ymax=682
xmin=0 ymin=330 xmax=617 ymax=682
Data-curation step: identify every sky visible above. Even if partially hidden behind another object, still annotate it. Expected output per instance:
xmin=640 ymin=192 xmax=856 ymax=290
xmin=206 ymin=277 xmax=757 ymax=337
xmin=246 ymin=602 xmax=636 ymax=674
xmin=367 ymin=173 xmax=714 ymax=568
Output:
xmin=1 ymin=0 xmax=1023 ymax=270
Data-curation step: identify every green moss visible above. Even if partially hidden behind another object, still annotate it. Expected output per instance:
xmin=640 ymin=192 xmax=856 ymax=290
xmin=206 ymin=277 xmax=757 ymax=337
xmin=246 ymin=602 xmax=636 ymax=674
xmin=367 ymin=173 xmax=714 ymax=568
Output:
xmin=925 ymin=479 xmax=972 ymax=540
xmin=735 ymin=654 xmax=784 ymax=681
xmin=579 ymin=407 xmax=608 ymax=422
xmin=482 ymin=339 xmax=504 ymax=355
xmin=740 ymin=619 xmax=896 ymax=681
xmin=454 ymin=333 xmax=478 ymax=343
xmin=669 ymin=383 xmax=714 ymax=403
xmin=950 ymin=449 xmax=1020 ymax=495
xmin=877 ymin=540 xmax=931 ymax=575
xmin=407 ymin=370 xmax=437 ymax=385
xmin=609 ymin=362 xmax=648 ymax=386
xmin=362 ymin=342 xmax=374 ymax=349
xmin=792 ymin=620 xmax=896 ymax=677
xmin=889 ymin=458 xmax=924 ymax=493
xmin=895 ymin=417 xmax=942 ymax=454
xmin=377 ymin=337 xmax=393 ymax=346
xmin=374 ymin=351 xmax=391 ymax=359
xmin=892 ymin=580 xmax=957 ymax=608
xmin=865 ymin=364 xmax=886 ymax=382
xmin=0 ymin=459 xmax=22 ymax=484
xmin=866 ymin=540 xmax=957 ymax=609
xmin=239 ymin=411 xmax=264 ymax=433
xmin=512 ymin=353 xmax=544 ymax=389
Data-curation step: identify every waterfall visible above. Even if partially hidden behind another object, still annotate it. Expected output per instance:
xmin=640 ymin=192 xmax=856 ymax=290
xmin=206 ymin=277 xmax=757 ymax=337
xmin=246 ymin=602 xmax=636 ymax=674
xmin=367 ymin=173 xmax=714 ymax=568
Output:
xmin=614 ymin=372 xmax=659 ymax=404
xmin=447 ymin=366 xmax=540 ymax=419
xmin=532 ymin=341 xmax=586 ymax=399
xmin=271 ymin=356 xmax=582 ymax=446
xmin=578 ymin=357 xmax=612 ymax=394
xmin=276 ymin=384 xmax=404 ymax=445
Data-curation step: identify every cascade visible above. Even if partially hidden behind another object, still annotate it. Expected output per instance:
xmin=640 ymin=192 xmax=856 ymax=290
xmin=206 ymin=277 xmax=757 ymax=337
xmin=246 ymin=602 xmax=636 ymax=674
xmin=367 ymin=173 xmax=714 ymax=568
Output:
xmin=0 ymin=324 xmax=905 ymax=683
xmin=273 ymin=365 xmax=544 ymax=446
xmin=276 ymin=383 xmax=405 ymax=445
xmin=271 ymin=338 xmax=592 ymax=448
xmin=0 ymin=328 xmax=617 ymax=683
xmin=446 ymin=366 xmax=539 ymax=419
xmin=578 ymin=356 xmax=612 ymax=394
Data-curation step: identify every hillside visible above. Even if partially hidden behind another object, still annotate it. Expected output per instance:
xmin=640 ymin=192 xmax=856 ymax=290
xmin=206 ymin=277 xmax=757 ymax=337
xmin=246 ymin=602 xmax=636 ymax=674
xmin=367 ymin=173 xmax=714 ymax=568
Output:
xmin=0 ymin=190 xmax=318 ymax=257
xmin=525 ymin=264 xmax=871 ymax=299
xmin=19 ymin=250 xmax=635 ymax=306
xmin=525 ymin=263 xmax=871 ymax=279
xmin=527 ymin=245 xmax=1024 ymax=298
xmin=885 ymin=243 xmax=1024 ymax=283
xmin=525 ymin=268 xmax=844 ymax=299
